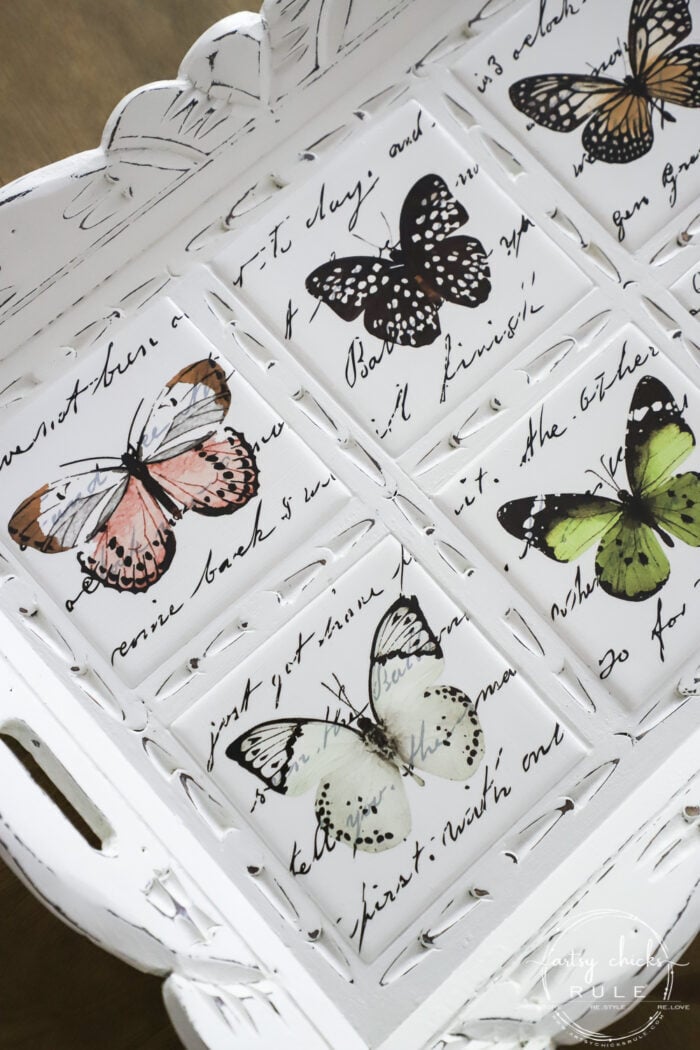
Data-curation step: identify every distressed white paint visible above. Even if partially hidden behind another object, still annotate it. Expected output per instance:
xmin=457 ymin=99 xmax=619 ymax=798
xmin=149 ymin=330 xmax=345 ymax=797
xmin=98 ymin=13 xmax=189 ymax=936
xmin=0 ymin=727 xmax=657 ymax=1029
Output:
xmin=0 ymin=1 xmax=699 ymax=1048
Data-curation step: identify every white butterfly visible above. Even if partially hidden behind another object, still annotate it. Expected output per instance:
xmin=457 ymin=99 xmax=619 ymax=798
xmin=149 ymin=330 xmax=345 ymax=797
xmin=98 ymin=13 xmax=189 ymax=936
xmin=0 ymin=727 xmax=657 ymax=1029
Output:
xmin=226 ymin=596 xmax=485 ymax=852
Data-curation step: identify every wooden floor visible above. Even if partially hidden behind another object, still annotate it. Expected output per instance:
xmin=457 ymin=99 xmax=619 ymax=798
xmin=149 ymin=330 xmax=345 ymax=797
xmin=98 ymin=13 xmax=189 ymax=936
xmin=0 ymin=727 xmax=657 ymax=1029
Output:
xmin=0 ymin=2 xmax=697 ymax=1048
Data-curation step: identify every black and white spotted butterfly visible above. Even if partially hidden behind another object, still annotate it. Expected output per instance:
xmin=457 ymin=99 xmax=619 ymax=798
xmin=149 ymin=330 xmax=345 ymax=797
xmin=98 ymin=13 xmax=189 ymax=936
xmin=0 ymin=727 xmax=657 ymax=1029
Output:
xmin=305 ymin=174 xmax=491 ymax=348
xmin=226 ymin=596 xmax=485 ymax=853
xmin=509 ymin=0 xmax=700 ymax=164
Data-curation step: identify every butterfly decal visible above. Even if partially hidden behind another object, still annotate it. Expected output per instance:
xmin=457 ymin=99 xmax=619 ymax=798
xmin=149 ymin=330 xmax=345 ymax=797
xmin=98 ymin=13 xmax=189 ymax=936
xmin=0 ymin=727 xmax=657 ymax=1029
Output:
xmin=497 ymin=375 xmax=700 ymax=601
xmin=509 ymin=0 xmax=700 ymax=163
xmin=226 ymin=596 xmax=485 ymax=852
xmin=305 ymin=173 xmax=491 ymax=348
xmin=8 ymin=358 xmax=259 ymax=594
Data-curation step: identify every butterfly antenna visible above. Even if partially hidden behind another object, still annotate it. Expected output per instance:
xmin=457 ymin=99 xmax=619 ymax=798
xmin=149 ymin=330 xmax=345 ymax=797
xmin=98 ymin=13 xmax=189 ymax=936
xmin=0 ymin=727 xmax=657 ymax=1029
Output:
xmin=217 ymin=358 xmax=235 ymax=384
xmin=351 ymin=231 xmax=383 ymax=252
xmin=392 ymin=546 xmax=411 ymax=590
xmin=621 ymin=34 xmax=630 ymax=77
xmin=379 ymin=210 xmax=395 ymax=248
xmin=599 ymin=450 xmax=625 ymax=489
xmin=403 ymin=764 xmax=426 ymax=788
xmin=321 ymin=674 xmax=367 ymax=718
xmin=59 ymin=454 xmax=121 ymax=468
xmin=126 ymin=397 xmax=145 ymax=451
xmin=584 ymin=465 xmax=615 ymax=494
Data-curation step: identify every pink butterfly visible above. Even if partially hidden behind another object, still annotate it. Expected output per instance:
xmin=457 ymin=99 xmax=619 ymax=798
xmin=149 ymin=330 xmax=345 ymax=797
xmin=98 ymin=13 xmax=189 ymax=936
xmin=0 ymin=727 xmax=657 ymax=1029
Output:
xmin=8 ymin=358 xmax=259 ymax=594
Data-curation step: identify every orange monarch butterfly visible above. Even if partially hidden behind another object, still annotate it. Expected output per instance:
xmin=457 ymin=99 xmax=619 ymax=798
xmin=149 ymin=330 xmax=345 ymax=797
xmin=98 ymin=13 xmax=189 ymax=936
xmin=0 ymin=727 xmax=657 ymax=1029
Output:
xmin=509 ymin=0 xmax=700 ymax=164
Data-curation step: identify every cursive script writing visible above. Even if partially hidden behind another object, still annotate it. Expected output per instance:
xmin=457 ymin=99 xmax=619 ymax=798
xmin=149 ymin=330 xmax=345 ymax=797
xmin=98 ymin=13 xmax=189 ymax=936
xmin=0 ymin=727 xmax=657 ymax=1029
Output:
xmin=440 ymin=278 xmax=544 ymax=402
xmin=662 ymin=147 xmax=700 ymax=208
xmin=520 ymin=405 xmax=567 ymax=466
xmin=305 ymin=172 xmax=380 ymax=234
xmin=190 ymin=502 xmax=276 ymax=597
xmin=612 ymin=195 xmax=649 ymax=242
xmin=512 ymin=0 xmax=589 ymax=62
xmin=551 ymin=566 xmax=599 ymax=621
xmin=651 ymin=597 xmax=686 ymax=663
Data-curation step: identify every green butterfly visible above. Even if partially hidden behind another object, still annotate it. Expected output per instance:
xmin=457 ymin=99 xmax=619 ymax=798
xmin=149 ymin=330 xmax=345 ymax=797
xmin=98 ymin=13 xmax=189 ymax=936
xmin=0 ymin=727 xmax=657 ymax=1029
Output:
xmin=497 ymin=375 xmax=700 ymax=601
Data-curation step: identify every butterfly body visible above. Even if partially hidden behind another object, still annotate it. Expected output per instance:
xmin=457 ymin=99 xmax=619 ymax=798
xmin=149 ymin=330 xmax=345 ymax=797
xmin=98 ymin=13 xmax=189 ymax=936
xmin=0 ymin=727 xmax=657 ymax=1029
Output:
xmin=621 ymin=70 xmax=656 ymax=101
xmin=509 ymin=0 xmax=700 ymax=164
xmin=411 ymin=269 xmax=444 ymax=304
xmin=354 ymin=714 xmax=401 ymax=765
xmin=615 ymin=485 xmax=677 ymax=546
xmin=306 ymin=174 xmax=491 ymax=347
xmin=497 ymin=375 xmax=700 ymax=601
xmin=9 ymin=358 xmax=260 ymax=594
xmin=117 ymin=446 xmax=181 ymax=522
xmin=227 ymin=596 xmax=485 ymax=852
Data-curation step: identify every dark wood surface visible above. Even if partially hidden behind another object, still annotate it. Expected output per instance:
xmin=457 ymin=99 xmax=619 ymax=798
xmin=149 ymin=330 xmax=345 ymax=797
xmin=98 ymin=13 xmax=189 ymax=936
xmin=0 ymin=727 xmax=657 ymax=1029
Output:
xmin=0 ymin=858 xmax=179 ymax=1050
xmin=0 ymin=3 xmax=697 ymax=1048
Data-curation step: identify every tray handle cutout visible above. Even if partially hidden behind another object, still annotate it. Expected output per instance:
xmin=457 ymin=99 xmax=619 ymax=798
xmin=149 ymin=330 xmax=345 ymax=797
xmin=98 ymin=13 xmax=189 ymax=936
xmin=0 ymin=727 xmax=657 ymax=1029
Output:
xmin=0 ymin=720 xmax=114 ymax=853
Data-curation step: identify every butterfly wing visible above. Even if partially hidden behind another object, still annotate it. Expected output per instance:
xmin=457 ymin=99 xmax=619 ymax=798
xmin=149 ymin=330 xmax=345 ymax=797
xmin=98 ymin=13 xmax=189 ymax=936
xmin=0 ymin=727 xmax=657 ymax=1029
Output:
xmin=629 ymin=0 xmax=693 ymax=76
xmin=624 ymin=374 xmax=700 ymax=551
xmin=305 ymin=254 xmax=442 ymax=345
xmin=369 ymin=596 xmax=444 ymax=717
xmin=645 ymin=471 xmax=700 ymax=546
xmin=509 ymin=74 xmax=627 ymax=132
xmin=316 ymin=748 xmax=410 ymax=851
xmin=510 ymin=69 xmax=655 ymax=163
xmin=227 ymin=718 xmax=360 ymax=794
xmin=393 ymin=684 xmax=485 ymax=780
xmin=398 ymin=173 xmax=491 ymax=308
xmin=227 ymin=719 xmax=410 ymax=851
xmin=305 ymin=256 xmax=398 ymax=321
xmin=498 ymin=494 xmax=622 ymax=561
xmin=645 ymin=44 xmax=700 ymax=105
xmin=497 ymin=492 xmax=671 ymax=601
xmin=369 ymin=596 xmax=484 ymax=780
xmin=8 ymin=467 xmax=175 ymax=593
xmin=363 ymin=270 xmax=442 ymax=346
xmin=633 ymin=0 xmax=700 ymax=122
xmin=8 ymin=467 xmax=128 ymax=554
xmin=412 ymin=235 xmax=491 ymax=308
xmin=139 ymin=358 xmax=232 ymax=462
xmin=146 ymin=428 xmax=259 ymax=517
xmin=581 ymin=91 xmax=654 ymax=163
xmin=399 ymin=174 xmax=468 ymax=256
xmin=78 ymin=475 xmax=176 ymax=592
xmin=140 ymin=358 xmax=258 ymax=516
xmin=625 ymin=375 xmax=695 ymax=496
xmin=595 ymin=515 xmax=670 ymax=600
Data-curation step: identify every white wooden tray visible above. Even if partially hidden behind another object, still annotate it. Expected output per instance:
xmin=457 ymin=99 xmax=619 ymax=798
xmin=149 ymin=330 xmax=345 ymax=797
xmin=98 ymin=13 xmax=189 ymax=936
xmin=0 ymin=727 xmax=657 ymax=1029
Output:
xmin=0 ymin=2 xmax=699 ymax=1048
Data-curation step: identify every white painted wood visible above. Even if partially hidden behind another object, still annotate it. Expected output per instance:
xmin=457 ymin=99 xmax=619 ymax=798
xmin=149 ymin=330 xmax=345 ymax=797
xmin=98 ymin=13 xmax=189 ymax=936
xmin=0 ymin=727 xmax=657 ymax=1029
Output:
xmin=0 ymin=1 xmax=699 ymax=1048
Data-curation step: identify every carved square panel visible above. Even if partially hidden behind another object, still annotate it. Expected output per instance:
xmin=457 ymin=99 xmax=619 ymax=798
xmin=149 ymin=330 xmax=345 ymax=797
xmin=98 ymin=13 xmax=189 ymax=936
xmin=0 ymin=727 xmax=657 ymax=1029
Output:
xmin=439 ymin=325 xmax=700 ymax=707
xmin=173 ymin=534 xmax=585 ymax=961
xmin=0 ymin=301 xmax=349 ymax=685
xmin=213 ymin=100 xmax=589 ymax=455
xmin=454 ymin=0 xmax=700 ymax=252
